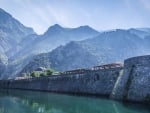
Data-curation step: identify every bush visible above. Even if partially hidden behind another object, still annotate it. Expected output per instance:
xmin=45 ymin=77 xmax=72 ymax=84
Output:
xmin=30 ymin=72 xmax=38 ymax=77
xmin=46 ymin=68 xmax=53 ymax=75
xmin=40 ymin=72 xmax=47 ymax=77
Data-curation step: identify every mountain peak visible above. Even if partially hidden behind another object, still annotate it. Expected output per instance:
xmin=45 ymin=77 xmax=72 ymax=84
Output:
xmin=52 ymin=24 xmax=62 ymax=28
xmin=73 ymin=25 xmax=99 ymax=34
xmin=0 ymin=8 xmax=35 ymax=43
xmin=44 ymin=24 xmax=65 ymax=35
xmin=49 ymin=24 xmax=63 ymax=30
xmin=79 ymin=25 xmax=90 ymax=28
xmin=77 ymin=25 xmax=93 ymax=30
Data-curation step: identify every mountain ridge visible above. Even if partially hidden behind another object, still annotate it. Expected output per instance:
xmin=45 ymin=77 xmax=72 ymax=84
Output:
xmin=21 ymin=29 xmax=150 ymax=74
xmin=0 ymin=8 xmax=150 ymax=78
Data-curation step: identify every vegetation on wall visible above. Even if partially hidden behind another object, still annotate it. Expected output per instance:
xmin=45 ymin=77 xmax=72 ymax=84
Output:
xmin=24 ymin=68 xmax=57 ymax=78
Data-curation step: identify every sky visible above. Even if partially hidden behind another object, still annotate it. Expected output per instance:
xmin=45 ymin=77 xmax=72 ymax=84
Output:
xmin=0 ymin=0 xmax=150 ymax=34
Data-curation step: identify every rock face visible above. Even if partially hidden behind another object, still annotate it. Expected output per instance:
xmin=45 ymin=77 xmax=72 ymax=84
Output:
xmin=111 ymin=55 xmax=150 ymax=103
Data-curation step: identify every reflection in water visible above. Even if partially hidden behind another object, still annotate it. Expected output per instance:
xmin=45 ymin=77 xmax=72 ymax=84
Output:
xmin=0 ymin=90 xmax=149 ymax=113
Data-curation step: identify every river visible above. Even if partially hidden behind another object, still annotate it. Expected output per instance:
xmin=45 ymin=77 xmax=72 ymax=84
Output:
xmin=0 ymin=90 xmax=149 ymax=113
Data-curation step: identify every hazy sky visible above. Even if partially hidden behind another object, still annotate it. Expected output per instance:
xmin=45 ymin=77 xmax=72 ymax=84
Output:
xmin=0 ymin=0 xmax=150 ymax=34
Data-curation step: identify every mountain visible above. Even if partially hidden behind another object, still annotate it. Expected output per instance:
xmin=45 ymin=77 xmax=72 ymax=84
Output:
xmin=0 ymin=47 xmax=7 ymax=77
xmin=127 ymin=28 xmax=150 ymax=39
xmin=1 ymin=8 xmax=150 ymax=78
xmin=0 ymin=8 xmax=35 ymax=78
xmin=0 ymin=8 xmax=99 ymax=78
xmin=5 ymin=24 xmax=99 ymax=78
xmin=0 ymin=9 xmax=100 ymax=78
xmin=20 ymin=41 xmax=99 ymax=73
xmin=21 ymin=29 xmax=150 ymax=73
xmin=13 ymin=24 xmax=99 ymax=60
xmin=0 ymin=8 xmax=35 ymax=63
xmin=0 ymin=8 xmax=35 ymax=54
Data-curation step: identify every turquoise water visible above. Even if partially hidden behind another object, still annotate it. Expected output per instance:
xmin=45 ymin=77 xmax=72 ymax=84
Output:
xmin=0 ymin=90 xmax=149 ymax=113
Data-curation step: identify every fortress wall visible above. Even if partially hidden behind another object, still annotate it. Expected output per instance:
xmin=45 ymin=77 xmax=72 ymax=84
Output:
xmin=111 ymin=55 xmax=150 ymax=103
xmin=0 ymin=67 xmax=122 ymax=96
xmin=1 ymin=55 xmax=150 ymax=103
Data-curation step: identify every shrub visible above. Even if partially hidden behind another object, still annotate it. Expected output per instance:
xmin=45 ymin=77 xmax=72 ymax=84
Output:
xmin=46 ymin=68 xmax=53 ymax=75
xmin=40 ymin=72 xmax=47 ymax=77
xmin=30 ymin=72 xmax=38 ymax=77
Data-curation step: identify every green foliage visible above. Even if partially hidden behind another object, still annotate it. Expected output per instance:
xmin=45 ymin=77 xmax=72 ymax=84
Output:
xmin=30 ymin=72 xmax=39 ymax=77
xmin=29 ymin=68 xmax=55 ymax=78
xmin=46 ymin=68 xmax=53 ymax=75
xmin=40 ymin=72 xmax=47 ymax=77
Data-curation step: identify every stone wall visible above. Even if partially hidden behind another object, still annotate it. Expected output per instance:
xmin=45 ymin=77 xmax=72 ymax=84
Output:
xmin=111 ymin=55 xmax=150 ymax=103
xmin=2 ymin=55 xmax=150 ymax=103
xmin=0 ymin=68 xmax=122 ymax=96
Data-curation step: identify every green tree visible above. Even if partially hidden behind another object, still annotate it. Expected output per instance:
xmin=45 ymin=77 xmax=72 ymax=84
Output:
xmin=46 ymin=68 xmax=53 ymax=75
xmin=40 ymin=72 xmax=47 ymax=77
xmin=30 ymin=72 xmax=38 ymax=77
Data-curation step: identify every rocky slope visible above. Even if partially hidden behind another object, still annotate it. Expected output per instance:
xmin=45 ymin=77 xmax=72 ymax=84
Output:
xmin=20 ymin=41 xmax=99 ymax=73
xmin=0 ymin=8 xmax=35 ymax=56
xmin=0 ymin=8 xmax=35 ymax=77
xmin=13 ymin=24 xmax=99 ymax=60
xmin=21 ymin=29 xmax=150 ymax=73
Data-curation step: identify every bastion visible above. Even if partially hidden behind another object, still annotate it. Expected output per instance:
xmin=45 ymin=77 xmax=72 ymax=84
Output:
xmin=111 ymin=55 xmax=150 ymax=103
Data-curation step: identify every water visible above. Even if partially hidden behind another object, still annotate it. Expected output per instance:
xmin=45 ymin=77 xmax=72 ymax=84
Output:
xmin=0 ymin=90 xmax=149 ymax=113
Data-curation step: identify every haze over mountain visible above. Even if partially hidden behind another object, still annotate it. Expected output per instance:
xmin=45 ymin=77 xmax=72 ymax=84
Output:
xmin=0 ymin=8 xmax=99 ymax=78
xmin=0 ymin=8 xmax=35 ymax=77
xmin=13 ymin=24 xmax=99 ymax=60
xmin=0 ymin=8 xmax=150 ymax=79
xmin=21 ymin=29 xmax=150 ymax=73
